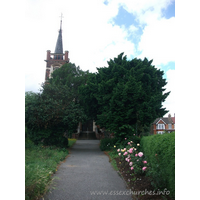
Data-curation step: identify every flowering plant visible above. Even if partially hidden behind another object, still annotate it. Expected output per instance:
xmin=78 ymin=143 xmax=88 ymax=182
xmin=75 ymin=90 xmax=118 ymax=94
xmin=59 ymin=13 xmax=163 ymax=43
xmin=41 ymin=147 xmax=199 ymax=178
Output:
xmin=117 ymin=138 xmax=148 ymax=175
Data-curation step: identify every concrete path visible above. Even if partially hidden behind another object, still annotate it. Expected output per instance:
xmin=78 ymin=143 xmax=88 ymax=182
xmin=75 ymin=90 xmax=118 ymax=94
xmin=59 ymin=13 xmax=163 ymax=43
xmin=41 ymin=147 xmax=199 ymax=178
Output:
xmin=42 ymin=140 xmax=132 ymax=200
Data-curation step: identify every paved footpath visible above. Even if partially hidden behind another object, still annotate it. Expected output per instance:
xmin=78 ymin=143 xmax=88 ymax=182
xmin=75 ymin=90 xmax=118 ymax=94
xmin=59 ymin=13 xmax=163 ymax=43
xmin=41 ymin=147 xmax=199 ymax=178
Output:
xmin=41 ymin=140 xmax=133 ymax=200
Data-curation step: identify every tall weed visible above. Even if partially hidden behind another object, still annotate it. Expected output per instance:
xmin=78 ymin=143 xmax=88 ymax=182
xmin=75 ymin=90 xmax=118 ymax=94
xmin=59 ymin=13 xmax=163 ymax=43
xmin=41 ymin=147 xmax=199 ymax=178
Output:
xmin=25 ymin=145 xmax=69 ymax=200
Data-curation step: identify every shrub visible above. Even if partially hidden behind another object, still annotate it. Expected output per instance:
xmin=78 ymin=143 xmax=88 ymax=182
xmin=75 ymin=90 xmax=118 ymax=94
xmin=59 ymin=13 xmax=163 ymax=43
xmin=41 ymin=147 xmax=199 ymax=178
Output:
xmin=99 ymin=132 xmax=141 ymax=152
xmin=141 ymin=132 xmax=175 ymax=199
xmin=28 ymin=128 xmax=69 ymax=148
xmin=115 ymin=134 xmax=141 ymax=151
xmin=99 ymin=138 xmax=117 ymax=151
xmin=115 ymin=137 xmax=148 ymax=175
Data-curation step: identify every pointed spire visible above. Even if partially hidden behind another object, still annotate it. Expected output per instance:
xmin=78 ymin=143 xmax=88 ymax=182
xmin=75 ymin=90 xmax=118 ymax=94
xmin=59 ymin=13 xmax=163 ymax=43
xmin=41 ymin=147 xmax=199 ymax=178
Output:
xmin=54 ymin=14 xmax=63 ymax=54
xmin=59 ymin=13 xmax=63 ymax=30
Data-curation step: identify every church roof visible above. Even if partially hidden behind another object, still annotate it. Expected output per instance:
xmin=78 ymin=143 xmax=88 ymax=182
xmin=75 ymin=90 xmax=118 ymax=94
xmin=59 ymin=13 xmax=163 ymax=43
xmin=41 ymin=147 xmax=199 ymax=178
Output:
xmin=54 ymin=20 xmax=63 ymax=54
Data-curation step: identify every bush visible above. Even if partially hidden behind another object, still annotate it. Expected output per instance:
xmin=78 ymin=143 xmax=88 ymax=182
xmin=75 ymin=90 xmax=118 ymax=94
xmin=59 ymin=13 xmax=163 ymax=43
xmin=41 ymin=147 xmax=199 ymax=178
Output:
xmin=99 ymin=134 xmax=141 ymax=152
xmin=115 ymin=134 xmax=141 ymax=151
xmin=28 ymin=128 xmax=69 ymax=148
xmin=116 ymin=137 xmax=148 ymax=175
xmin=99 ymin=138 xmax=117 ymax=151
xmin=141 ymin=132 xmax=175 ymax=199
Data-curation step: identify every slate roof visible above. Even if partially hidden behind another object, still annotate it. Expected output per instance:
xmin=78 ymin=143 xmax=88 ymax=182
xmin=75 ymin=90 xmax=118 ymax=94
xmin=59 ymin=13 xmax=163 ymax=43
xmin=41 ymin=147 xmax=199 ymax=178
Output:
xmin=54 ymin=20 xmax=63 ymax=54
xmin=153 ymin=116 xmax=175 ymax=124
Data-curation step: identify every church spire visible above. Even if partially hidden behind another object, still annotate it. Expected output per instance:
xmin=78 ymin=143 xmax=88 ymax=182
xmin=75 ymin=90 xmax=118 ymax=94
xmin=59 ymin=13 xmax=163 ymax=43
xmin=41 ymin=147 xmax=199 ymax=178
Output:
xmin=44 ymin=13 xmax=69 ymax=82
xmin=54 ymin=14 xmax=63 ymax=54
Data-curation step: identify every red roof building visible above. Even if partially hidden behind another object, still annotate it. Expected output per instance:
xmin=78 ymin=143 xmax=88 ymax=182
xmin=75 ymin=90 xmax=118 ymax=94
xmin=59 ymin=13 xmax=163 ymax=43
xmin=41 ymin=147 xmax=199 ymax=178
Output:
xmin=151 ymin=114 xmax=175 ymax=134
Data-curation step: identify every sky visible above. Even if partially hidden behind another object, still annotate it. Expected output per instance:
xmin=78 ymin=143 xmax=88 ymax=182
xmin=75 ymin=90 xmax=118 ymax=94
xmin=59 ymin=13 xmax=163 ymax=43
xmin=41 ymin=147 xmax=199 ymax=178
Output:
xmin=23 ymin=0 xmax=175 ymax=117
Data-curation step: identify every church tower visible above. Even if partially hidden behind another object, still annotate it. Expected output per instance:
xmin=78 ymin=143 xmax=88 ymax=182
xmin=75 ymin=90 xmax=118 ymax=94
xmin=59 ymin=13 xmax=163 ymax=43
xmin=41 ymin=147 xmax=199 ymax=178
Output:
xmin=44 ymin=15 xmax=69 ymax=81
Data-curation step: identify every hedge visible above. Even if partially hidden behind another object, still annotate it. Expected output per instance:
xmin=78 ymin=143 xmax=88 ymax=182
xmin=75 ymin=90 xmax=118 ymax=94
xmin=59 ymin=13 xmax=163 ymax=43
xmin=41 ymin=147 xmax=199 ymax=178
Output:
xmin=141 ymin=132 xmax=175 ymax=199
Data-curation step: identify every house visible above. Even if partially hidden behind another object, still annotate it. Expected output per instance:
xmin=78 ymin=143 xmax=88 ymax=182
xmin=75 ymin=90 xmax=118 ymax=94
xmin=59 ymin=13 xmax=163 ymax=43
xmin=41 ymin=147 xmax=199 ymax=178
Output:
xmin=151 ymin=114 xmax=175 ymax=134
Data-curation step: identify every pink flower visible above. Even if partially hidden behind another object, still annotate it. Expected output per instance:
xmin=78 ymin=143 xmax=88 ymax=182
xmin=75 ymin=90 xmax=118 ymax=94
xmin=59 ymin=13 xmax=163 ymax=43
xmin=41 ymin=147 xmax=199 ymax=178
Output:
xmin=128 ymin=142 xmax=131 ymax=145
xmin=128 ymin=148 xmax=133 ymax=154
xmin=143 ymin=161 xmax=147 ymax=164
xmin=118 ymin=153 xmax=121 ymax=156
xmin=117 ymin=149 xmax=120 ymax=152
xmin=131 ymin=167 xmax=134 ymax=170
xmin=125 ymin=138 xmax=127 ymax=140
xmin=129 ymin=162 xmax=133 ymax=166
xmin=125 ymin=158 xmax=130 ymax=162
xmin=135 ymin=154 xmax=138 ymax=157
xmin=123 ymin=152 xmax=128 ymax=156
xmin=142 ymin=167 xmax=147 ymax=171
xmin=138 ymin=152 xmax=143 ymax=157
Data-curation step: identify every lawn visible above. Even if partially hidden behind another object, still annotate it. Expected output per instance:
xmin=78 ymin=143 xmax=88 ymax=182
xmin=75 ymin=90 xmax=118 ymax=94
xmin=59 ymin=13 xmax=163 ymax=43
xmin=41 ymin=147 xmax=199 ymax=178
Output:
xmin=25 ymin=138 xmax=76 ymax=200
xmin=68 ymin=138 xmax=77 ymax=148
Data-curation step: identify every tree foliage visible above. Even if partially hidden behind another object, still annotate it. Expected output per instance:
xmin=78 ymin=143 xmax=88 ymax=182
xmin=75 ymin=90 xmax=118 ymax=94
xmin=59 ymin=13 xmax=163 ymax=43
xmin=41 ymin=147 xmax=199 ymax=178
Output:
xmin=25 ymin=63 xmax=88 ymax=146
xmin=26 ymin=55 xmax=170 ymax=144
xmin=79 ymin=53 xmax=170 ymax=138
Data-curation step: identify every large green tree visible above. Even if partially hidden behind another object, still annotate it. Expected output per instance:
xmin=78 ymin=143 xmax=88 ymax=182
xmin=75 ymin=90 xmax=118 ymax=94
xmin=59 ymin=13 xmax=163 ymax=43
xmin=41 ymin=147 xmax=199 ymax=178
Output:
xmin=79 ymin=53 xmax=170 ymax=138
xmin=25 ymin=63 xmax=88 ymax=146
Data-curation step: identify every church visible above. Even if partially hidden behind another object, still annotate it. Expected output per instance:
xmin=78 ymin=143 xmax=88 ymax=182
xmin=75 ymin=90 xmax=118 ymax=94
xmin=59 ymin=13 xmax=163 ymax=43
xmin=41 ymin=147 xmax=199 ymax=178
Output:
xmin=44 ymin=17 xmax=69 ymax=80
xmin=44 ymin=17 xmax=99 ymax=139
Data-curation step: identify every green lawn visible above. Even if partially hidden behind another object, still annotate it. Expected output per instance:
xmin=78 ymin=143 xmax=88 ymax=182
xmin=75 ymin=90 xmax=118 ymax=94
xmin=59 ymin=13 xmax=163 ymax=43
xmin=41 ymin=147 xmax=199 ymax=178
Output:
xmin=25 ymin=139 xmax=76 ymax=200
xmin=107 ymin=151 xmax=119 ymax=171
xmin=68 ymin=138 xmax=77 ymax=148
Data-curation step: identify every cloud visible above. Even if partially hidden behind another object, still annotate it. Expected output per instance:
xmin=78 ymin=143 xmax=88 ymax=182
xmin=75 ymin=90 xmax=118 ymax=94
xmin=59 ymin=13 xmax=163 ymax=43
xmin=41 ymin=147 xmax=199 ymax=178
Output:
xmin=25 ymin=74 xmax=43 ymax=93
xmin=24 ymin=0 xmax=175 ymax=102
xmin=105 ymin=0 xmax=175 ymax=66
xmin=24 ymin=0 xmax=136 ymax=93
xmin=128 ymin=24 xmax=139 ymax=33
xmin=62 ymin=0 xmax=136 ymax=72
xmin=138 ymin=17 xmax=175 ymax=66
xmin=69 ymin=23 xmax=135 ymax=71
xmin=120 ymin=0 xmax=174 ymax=23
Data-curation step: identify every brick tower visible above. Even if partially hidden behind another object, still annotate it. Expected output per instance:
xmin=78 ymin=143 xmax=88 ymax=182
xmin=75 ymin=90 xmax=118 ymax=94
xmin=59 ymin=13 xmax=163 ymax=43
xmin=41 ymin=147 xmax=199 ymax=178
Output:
xmin=44 ymin=16 xmax=69 ymax=81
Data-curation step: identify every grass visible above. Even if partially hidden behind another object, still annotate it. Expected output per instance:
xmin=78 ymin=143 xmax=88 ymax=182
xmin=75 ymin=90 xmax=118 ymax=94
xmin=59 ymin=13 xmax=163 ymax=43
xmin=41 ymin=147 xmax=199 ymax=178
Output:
xmin=25 ymin=138 xmax=76 ymax=200
xmin=105 ymin=150 xmax=119 ymax=171
xmin=68 ymin=138 xmax=77 ymax=148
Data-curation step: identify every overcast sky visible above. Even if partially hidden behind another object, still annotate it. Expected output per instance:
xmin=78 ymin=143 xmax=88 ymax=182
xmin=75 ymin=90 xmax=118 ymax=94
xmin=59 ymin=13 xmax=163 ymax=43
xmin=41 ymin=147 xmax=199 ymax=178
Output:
xmin=23 ymin=0 xmax=175 ymax=117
